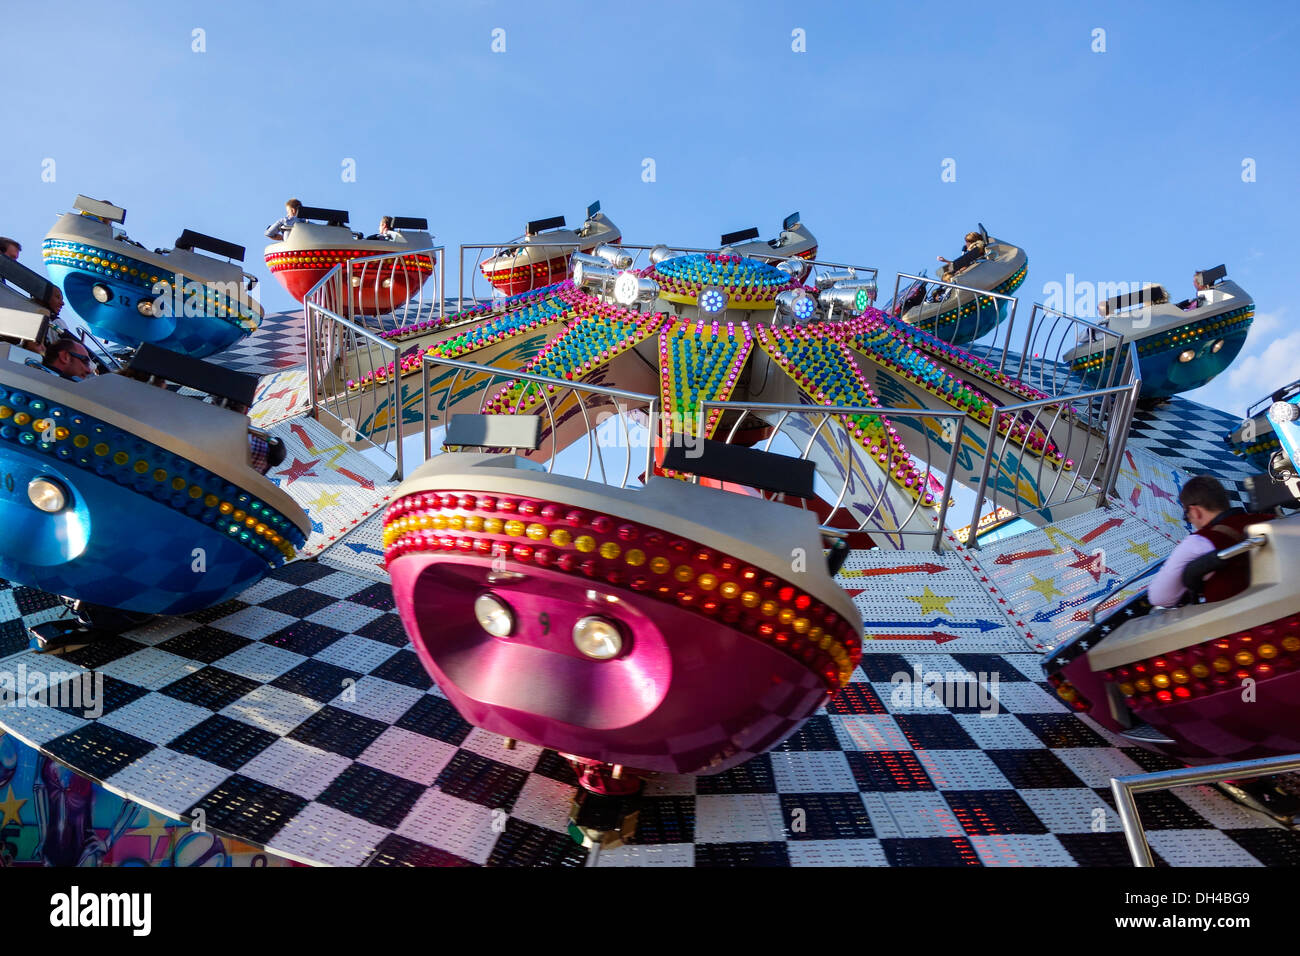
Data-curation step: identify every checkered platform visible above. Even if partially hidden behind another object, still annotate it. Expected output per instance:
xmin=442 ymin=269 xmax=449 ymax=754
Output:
xmin=3 ymin=541 xmax=1298 ymax=868
xmin=1127 ymin=396 xmax=1258 ymax=502
xmin=207 ymin=311 xmax=306 ymax=378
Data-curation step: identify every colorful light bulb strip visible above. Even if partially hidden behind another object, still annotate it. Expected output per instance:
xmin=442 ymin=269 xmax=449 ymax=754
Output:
xmin=42 ymin=240 xmax=260 ymax=332
xmin=1090 ymin=611 xmax=1300 ymax=712
xmin=839 ymin=314 xmax=1069 ymax=467
xmin=657 ymin=319 xmax=753 ymax=441
xmin=650 ymin=253 xmax=796 ymax=307
xmin=1070 ymin=304 xmax=1255 ymax=371
xmin=753 ymin=325 xmax=939 ymax=507
xmin=265 ymin=248 xmax=434 ymax=277
xmin=347 ymin=286 xmax=588 ymax=392
xmin=381 ymin=490 xmax=862 ymax=690
xmin=480 ymin=250 xmax=573 ymax=285
xmin=482 ymin=300 xmax=666 ymax=414
xmin=871 ymin=306 xmax=1057 ymax=405
xmin=0 ymin=388 xmax=304 ymax=565
xmin=380 ymin=281 xmax=573 ymax=344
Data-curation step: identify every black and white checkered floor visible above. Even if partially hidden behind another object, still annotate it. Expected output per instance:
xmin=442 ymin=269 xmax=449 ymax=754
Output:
xmin=1 ymin=321 xmax=1296 ymax=866
xmin=4 ymin=541 xmax=1298 ymax=867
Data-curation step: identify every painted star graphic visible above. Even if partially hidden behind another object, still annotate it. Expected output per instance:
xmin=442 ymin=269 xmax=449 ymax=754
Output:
xmin=1026 ymin=573 xmax=1064 ymax=600
xmin=308 ymin=490 xmax=343 ymax=510
xmin=1067 ymin=548 xmax=1113 ymax=583
xmin=905 ymin=586 xmax=956 ymax=615
xmin=278 ymin=457 xmax=321 ymax=484
xmin=1144 ymin=481 xmax=1176 ymax=502
xmin=1125 ymin=539 xmax=1158 ymax=563
xmin=131 ymin=811 xmax=173 ymax=860
xmin=0 ymin=784 xmax=28 ymax=828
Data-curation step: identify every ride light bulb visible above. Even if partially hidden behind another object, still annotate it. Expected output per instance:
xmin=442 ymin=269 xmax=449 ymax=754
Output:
xmin=573 ymin=616 xmax=622 ymax=660
xmin=91 ymin=283 xmax=112 ymax=303
xmin=27 ymin=477 xmax=68 ymax=513
xmin=474 ymin=592 xmax=514 ymax=638
xmin=1178 ymin=349 xmax=1196 ymax=363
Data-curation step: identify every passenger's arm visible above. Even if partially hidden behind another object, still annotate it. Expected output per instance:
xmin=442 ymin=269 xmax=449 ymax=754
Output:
xmin=1146 ymin=535 xmax=1216 ymax=607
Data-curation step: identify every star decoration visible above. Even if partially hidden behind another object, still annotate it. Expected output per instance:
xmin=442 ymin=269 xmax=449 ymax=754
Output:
xmin=278 ymin=457 xmax=321 ymax=484
xmin=905 ymin=586 xmax=955 ymax=615
xmin=1125 ymin=539 xmax=1158 ymax=563
xmin=307 ymin=490 xmax=343 ymax=510
xmin=1026 ymin=574 xmax=1064 ymax=600
xmin=1067 ymin=548 xmax=1113 ymax=583
xmin=0 ymin=785 xmax=27 ymax=828
xmin=131 ymin=811 xmax=173 ymax=860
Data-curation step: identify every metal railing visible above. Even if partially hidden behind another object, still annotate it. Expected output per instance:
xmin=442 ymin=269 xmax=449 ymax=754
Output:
xmin=418 ymin=353 xmax=657 ymax=490
xmin=964 ymin=345 xmax=1142 ymax=543
xmin=612 ymin=243 xmax=880 ymax=292
xmin=888 ymin=271 xmax=1019 ymax=349
xmin=1111 ymin=753 xmax=1300 ymax=866
xmin=701 ymin=400 xmax=966 ymax=552
xmin=303 ymin=292 xmax=406 ymax=479
xmin=458 ymin=240 xmax=583 ymax=307
xmin=342 ymin=244 xmax=444 ymax=334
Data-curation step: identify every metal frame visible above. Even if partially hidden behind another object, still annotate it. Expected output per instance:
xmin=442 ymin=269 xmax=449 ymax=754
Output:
xmin=458 ymin=240 xmax=582 ymax=308
xmin=343 ymin=244 xmax=444 ymax=329
xmin=1112 ymin=753 xmax=1300 ymax=866
xmin=889 ymin=271 xmax=1020 ymax=352
xmin=419 ymin=353 xmax=658 ymax=490
xmin=304 ymin=295 xmax=405 ymax=479
xmin=701 ymin=399 xmax=966 ymax=552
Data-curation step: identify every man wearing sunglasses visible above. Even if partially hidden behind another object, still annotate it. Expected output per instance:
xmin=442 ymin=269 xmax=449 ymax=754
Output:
xmin=39 ymin=338 xmax=98 ymax=381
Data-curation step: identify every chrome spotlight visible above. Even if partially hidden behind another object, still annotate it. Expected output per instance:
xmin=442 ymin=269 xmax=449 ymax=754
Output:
xmin=820 ymin=287 xmax=868 ymax=314
xmin=814 ymin=268 xmax=856 ymax=291
xmin=649 ymin=245 xmax=683 ymax=266
xmin=1271 ymin=401 xmax=1300 ymax=423
xmin=594 ymin=244 xmax=632 ymax=269
xmin=774 ymin=260 xmax=805 ymax=278
xmin=573 ymin=259 xmax=620 ymax=291
xmin=831 ymin=278 xmax=877 ymax=303
xmin=775 ymin=289 xmax=817 ymax=323
xmin=570 ymin=251 xmax=608 ymax=271
xmin=614 ymin=272 xmax=659 ymax=306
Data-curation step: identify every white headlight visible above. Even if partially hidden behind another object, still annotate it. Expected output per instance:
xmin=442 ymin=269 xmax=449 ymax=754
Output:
xmin=91 ymin=283 xmax=112 ymax=303
xmin=474 ymin=592 xmax=514 ymax=637
xmin=573 ymin=616 xmax=622 ymax=660
xmin=1211 ymin=339 xmax=1224 ymax=353
xmin=136 ymin=299 xmax=153 ymax=317
xmin=1178 ymin=349 xmax=1196 ymax=363
xmin=28 ymin=477 xmax=68 ymax=513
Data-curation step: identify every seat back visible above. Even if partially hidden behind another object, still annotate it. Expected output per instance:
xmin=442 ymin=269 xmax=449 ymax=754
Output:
xmin=127 ymin=343 xmax=258 ymax=407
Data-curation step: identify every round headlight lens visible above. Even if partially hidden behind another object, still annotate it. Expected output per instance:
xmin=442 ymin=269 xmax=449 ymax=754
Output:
xmin=136 ymin=298 xmax=153 ymax=317
xmin=1178 ymin=349 xmax=1196 ymax=363
xmin=91 ymin=283 xmax=112 ymax=304
xmin=573 ymin=616 xmax=623 ymax=660
xmin=381 ymin=278 xmax=393 ymax=289
xmin=474 ymin=592 xmax=514 ymax=638
xmin=28 ymin=477 xmax=68 ymax=513
xmin=350 ymin=275 xmax=363 ymax=288
xmin=1211 ymin=339 xmax=1224 ymax=353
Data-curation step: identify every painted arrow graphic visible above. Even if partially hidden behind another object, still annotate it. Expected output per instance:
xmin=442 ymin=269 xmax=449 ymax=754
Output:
xmin=1030 ymin=582 xmax=1116 ymax=623
xmin=841 ymin=562 xmax=947 ymax=578
xmin=336 ymin=467 xmax=377 ymax=491
xmin=862 ymin=617 xmax=1005 ymax=633
xmin=344 ymin=541 xmax=384 ymax=556
xmin=867 ymin=631 xmax=962 ymax=645
xmin=1079 ymin=517 xmax=1124 ymax=544
xmin=993 ymin=547 xmax=1057 ymax=565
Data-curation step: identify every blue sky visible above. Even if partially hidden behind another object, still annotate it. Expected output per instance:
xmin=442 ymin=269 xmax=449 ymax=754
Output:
xmin=2 ymin=0 xmax=1297 ymax=417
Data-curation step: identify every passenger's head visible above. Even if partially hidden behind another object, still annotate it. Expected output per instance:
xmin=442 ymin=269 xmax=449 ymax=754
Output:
xmin=43 ymin=338 xmax=95 ymax=380
xmin=379 ymin=216 xmax=394 ymax=233
xmin=1179 ymin=474 xmax=1231 ymax=529
xmin=0 ymin=237 xmax=19 ymax=260
xmin=286 ymin=198 xmax=302 ymax=217
xmin=965 ymin=231 xmax=982 ymax=244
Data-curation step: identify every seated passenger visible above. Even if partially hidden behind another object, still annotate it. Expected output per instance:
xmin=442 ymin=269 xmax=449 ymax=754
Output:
xmin=1147 ymin=475 xmax=1275 ymax=606
xmin=265 ymin=198 xmax=305 ymax=240
xmin=937 ymin=231 xmax=987 ymax=279
xmin=38 ymin=338 xmax=96 ymax=381
xmin=365 ymin=216 xmax=396 ymax=241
